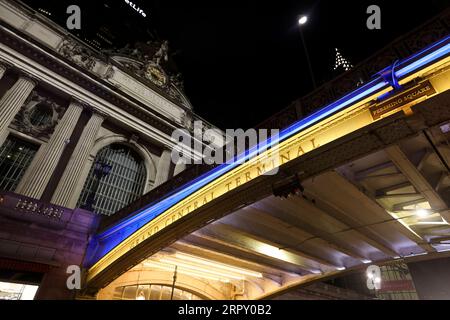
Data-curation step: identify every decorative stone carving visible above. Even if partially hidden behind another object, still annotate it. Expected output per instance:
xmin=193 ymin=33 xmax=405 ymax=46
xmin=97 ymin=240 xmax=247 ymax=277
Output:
xmin=58 ymin=38 xmax=96 ymax=71
xmin=107 ymin=41 xmax=191 ymax=108
xmin=102 ymin=66 xmax=115 ymax=80
xmin=153 ymin=40 xmax=169 ymax=66
xmin=180 ymin=111 xmax=193 ymax=131
xmin=12 ymin=91 xmax=64 ymax=139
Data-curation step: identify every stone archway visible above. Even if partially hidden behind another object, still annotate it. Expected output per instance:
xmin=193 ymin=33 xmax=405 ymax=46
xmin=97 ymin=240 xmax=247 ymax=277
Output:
xmin=96 ymin=269 xmax=228 ymax=300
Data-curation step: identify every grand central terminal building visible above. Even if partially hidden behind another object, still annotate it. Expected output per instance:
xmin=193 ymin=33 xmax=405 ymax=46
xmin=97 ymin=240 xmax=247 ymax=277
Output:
xmin=1 ymin=0 xmax=450 ymax=300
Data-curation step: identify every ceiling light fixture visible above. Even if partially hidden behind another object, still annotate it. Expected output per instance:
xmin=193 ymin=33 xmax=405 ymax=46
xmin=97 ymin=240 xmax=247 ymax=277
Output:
xmin=144 ymin=261 xmax=230 ymax=283
xmin=415 ymin=208 xmax=430 ymax=218
xmin=159 ymin=257 xmax=246 ymax=280
xmin=174 ymin=253 xmax=263 ymax=278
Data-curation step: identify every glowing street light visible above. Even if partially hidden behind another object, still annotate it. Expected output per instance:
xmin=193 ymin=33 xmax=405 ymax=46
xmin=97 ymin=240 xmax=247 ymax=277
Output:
xmin=298 ymin=15 xmax=308 ymax=25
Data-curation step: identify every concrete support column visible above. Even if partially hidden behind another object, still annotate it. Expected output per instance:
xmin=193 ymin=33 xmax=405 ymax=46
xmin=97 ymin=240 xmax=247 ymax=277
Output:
xmin=51 ymin=112 xmax=104 ymax=208
xmin=174 ymin=160 xmax=186 ymax=176
xmin=154 ymin=149 xmax=172 ymax=187
xmin=0 ymin=75 xmax=37 ymax=146
xmin=16 ymin=101 xmax=83 ymax=199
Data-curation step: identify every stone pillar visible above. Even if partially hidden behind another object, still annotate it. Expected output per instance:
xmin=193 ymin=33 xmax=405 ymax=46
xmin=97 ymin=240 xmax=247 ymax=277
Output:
xmin=0 ymin=75 xmax=37 ymax=146
xmin=154 ymin=149 xmax=172 ymax=187
xmin=51 ymin=112 xmax=104 ymax=208
xmin=15 ymin=101 xmax=83 ymax=199
xmin=174 ymin=160 xmax=186 ymax=176
xmin=0 ymin=61 xmax=8 ymax=80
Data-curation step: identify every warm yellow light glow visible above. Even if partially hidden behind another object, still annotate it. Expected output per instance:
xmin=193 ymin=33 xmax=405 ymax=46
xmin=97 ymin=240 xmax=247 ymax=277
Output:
xmin=174 ymin=253 xmax=263 ymax=278
xmin=159 ymin=257 xmax=246 ymax=280
xmin=388 ymin=211 xmax=423 ymax=240
xmin=257 ymin=243 xmax=288 ymax=260
xmin=414 ymin=221 xmax=448 ymax=225
xmin=135 ymin=295 xmax=145 ymax=300
xmin=144 ymin=261 xmax=230 ymax=282
xmin=416 ymin=209 xmax=430 ymax=218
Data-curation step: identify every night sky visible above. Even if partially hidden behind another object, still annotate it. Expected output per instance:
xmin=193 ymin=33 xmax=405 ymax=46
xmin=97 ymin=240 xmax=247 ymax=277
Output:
xmin=22 ymin=0 xmax=450 ymax=129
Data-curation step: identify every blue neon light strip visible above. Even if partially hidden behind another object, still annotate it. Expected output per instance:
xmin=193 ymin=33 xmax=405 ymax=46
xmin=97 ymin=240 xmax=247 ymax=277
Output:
xmin=396 ymin=39 xmax=450 ymax=78
xmin=86 ymin=35 xmax=450 ymax=267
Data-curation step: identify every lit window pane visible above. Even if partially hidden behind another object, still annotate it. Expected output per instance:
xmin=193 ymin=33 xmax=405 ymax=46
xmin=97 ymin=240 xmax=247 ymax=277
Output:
xmin=112 ymin=286 xmax=124 ymax=300
xmin=114 ymin=284 xmax=203 ymax=300
xmin=136 ymin=284 xmax=150 ymax=300
xmin=0 ymin=136 xmax=38 ymax=191
xmin=149 ymin=285 xmax=161 ymax=300
xmin=77 ymin=144 xmax=146 ymax=215
xmin=122 ymin=285 xmax=138 ymax=300
xmin=0 ymin=281 xmax=39 ymax=300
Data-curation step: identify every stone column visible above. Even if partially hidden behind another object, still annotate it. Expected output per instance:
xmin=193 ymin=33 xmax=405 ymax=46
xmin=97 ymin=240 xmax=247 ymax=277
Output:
xmin=174 ymin=160 xmax=186 ymax=176
xmin=0 ymin=75 xmax=37 ymax=146
xmin=154 ymin=149 xmax=172 ymax=187
xmin=15 ymin=101 xmax=83 ymax=199
xmin=51 ymin=112 xmax=104 ymax=208
xmin=0 ymin=61 xmax=8 ymax=80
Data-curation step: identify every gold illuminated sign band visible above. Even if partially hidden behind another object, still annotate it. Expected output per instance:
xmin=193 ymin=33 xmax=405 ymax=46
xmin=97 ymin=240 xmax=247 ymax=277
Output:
xmin=87 ymin=58 xmax=450 ymax=283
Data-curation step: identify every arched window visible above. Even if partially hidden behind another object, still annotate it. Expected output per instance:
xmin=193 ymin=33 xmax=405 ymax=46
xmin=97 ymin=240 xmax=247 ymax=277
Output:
xmin=0 ymin=135 xmax=38 ymax=191
xmin=113 ymin=284 xmax=204 ymax=300
xmin=77 ymin=144 xmax=146 ymax=216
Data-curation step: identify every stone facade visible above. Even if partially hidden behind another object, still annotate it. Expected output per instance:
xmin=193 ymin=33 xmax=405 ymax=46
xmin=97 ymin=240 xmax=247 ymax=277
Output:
xmin=0 ymin=0 xmax=222 ymax=299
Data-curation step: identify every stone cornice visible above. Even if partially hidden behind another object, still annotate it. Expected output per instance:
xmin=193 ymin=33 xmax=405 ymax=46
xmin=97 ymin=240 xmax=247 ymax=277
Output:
xmin=0 ymin=57 xmax=12 ymax=69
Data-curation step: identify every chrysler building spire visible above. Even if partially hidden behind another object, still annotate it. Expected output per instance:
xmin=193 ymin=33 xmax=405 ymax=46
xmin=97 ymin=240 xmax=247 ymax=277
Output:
xmin=333 ymin=48 xmax=353 ymax=72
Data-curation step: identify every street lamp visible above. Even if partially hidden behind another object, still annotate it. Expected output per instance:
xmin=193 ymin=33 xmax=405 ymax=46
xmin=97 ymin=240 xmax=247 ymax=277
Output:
xmin=298 ymin=16 xmax=308 ymax=25
xmin=297 ymin=15 xmax=316 ymax=89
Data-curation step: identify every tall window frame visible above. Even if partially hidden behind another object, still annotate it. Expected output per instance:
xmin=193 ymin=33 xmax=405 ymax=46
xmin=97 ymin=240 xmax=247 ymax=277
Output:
xmin=0 ymin=135 xmax=39 ymax=192
xmin=77 ymin=143 xmax=147 ymax=216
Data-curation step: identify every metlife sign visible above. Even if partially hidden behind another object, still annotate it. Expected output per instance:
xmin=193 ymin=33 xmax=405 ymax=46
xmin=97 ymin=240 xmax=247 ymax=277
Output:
xmin=124 ymin=0 xmax=147 ymax=18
